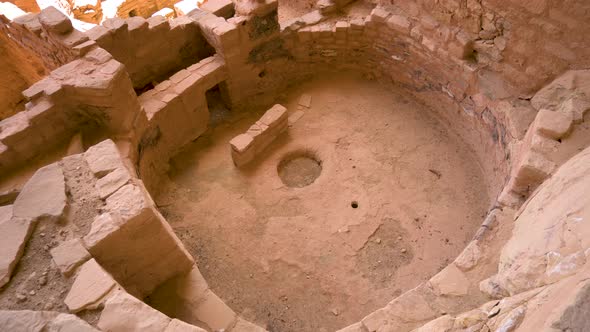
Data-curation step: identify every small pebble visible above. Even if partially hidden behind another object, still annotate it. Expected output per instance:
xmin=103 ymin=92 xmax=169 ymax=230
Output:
xmin=331 ymin=308 xmax=339 ymax=316
xmin=29 ymin=290 xmax=36 ymax=296
xmin=397 ymin=236 xmax=402 ymax=240
xmin=38 ymin=276 xmax=48 ymax=286
xmin=375 ymin=238 xmax=382 ymax=244
xmin=15 ymin=293 xmax=27 ymax=302
xmin=401 ymin=248 xmax=407 ymax=253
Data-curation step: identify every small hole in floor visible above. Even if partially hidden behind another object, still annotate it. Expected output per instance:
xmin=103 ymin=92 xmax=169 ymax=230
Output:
xmin=259 ymin=70 xmax=266 ymax=78
xmin=351 ymin=201 xmax=359 ymax=209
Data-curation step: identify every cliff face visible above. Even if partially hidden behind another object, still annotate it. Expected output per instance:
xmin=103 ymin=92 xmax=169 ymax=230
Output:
xmin=0 ymin=30 xmax=46 ymax=120
xmin=4 ymin=0 xmax=40 ymax=13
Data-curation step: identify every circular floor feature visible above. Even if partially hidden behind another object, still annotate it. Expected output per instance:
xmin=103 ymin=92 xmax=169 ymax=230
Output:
xmin=277 ymin=152 xmax=322 ymax=188
xmin=159 ymin=73 xmax=489 ymax=332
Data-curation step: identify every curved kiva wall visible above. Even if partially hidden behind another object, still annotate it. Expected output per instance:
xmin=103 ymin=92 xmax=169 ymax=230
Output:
xmin=0 ymin=1 xmax=589 ymax=331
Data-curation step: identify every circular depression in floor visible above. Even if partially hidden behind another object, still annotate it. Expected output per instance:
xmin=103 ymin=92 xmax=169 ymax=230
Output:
xmin=156 ymin=73 xmax=490 ymax=332
xmin=277 ymin=151 xmax=322 ymax=188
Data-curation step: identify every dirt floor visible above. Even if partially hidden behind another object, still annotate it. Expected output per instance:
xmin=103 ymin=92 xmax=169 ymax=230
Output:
xmin=154 ymin=72 xmax=490 ymax=332
xmin=278 ymin=0 xmax=316 ymax=24
xmin=0 ymin=155 xmax=104 ymax=325
xmin=277 ymin=0 xmax=374 ymax=24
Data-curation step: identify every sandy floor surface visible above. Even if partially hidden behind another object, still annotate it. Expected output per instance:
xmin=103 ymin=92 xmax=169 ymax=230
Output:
xmin=155 ymin=72 xmax=489 ymax=332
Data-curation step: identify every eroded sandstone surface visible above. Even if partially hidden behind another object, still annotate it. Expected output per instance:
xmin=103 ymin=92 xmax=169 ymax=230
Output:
xmin=0 ymin=0 xmax=589 ymax=331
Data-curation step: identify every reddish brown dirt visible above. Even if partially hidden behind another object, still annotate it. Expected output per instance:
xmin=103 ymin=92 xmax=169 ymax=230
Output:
xmin=278 ymin=0 xmax=316 ymax=24
xmin=0 ymin=155 xmax=104 ymax=325
xmin=156 ymin=72 xmax=490 ymax=332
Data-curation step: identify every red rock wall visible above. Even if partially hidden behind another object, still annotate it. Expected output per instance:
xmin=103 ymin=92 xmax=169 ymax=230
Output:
xmin=4 ymin=0 xmax=40 ymax=13
xmin=0 ymin=15 xmax=76 ymax=120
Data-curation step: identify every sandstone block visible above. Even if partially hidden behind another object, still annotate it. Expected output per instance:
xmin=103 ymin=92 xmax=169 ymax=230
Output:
xmin=230 ymin=134 xmax=253 ymax=153
xmin=193 ymin=290 xmax=236 ymax=331
xmin=412 ymin=315 xmax=454 ymax=332
xmin=370 ymin=7 xmax=390 ymax=22
xmin=13 ymin=163 xmax=66 ymax=223
xmin=105 ymin=184 xmax=150 ymax=219
xmin=534 ymin=109 xmax=573 ymax=139
xmin=510 ymin=151 xmax=555 ymax=195
xmin=170 ymin=69 xmax=191 ymax=84
xmin=96 ymin=167 xmax=131 ymax=199
xmin=495 ymin=147 xmax=590 ymax=295
xmin=298 ymin=94 xmax=312 ymax=108
xmin=200 ymin=0 xmax=234 ymax=19
xmin=0 ymin=310 xmax=98 ymax=331
xmin=454 ymin=241 xmax=481 ymax=271
xmin=86 ymin=25 xmax=111 ymax=44
xmin=0 ymin=310 xmax=57 ymax=331
xmin=83 ymin=213 xmax=125 ymax=250
xmin=165 ymin=319 xmax=207 ymax=332
xmin=362 ymin=285 xmax=437 ymax=330
xmin=0 ymin=217 xmax=35 ymax=287
xmin=50 ymin=239 xmax=91 ymax=277
xmin=38 ymin=6 xmax=73 ymax=34
xmin=557 ymin=96 xmax=590 ymax=123
xmin=429 ymin=263 xmax=470 ymax=296
xmin=148 ymin=265 xmax=210 ymax=322
xmin=48 ymin=313 xmax=99 ymax=331
xmin=84 ymin=140 xmax=125 ymax=178
xmin=98 ymin=291 xmax=171 ymax=332
xmin=230 ymin=104 xmax=288 ymax=167
xmin=89 ymin=184 xmax=193 ymax=296
xmin=259 ymin=104 xmax=288 ymax=126
xmin=64 ymin=259 xmax=118 ymax=313
xmin=229 ymin=318 xmax=267 ymax=332
xmin=386 ymin=14 xmax=411 ymax=33
xmin=0 ymin=205 xmax=12 ymax=225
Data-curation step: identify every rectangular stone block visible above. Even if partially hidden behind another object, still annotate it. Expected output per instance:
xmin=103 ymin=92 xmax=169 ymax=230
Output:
xmin=229 ymin=104 xmax=287 ymax=167
xmin=84 ymin=183 xmax=194 ymax=297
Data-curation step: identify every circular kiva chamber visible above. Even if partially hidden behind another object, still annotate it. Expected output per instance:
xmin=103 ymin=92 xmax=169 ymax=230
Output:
xmin=0 ymin=1 xmax=589 ymax=332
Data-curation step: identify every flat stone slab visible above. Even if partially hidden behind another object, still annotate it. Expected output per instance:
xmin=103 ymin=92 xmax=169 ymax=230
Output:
xmin=0 ymin=205 xmax=12 ymax=225
xmin=0 ymin=310 xmax=98 ymax=331
xmin=98 ymin=291 xmax=171 ymax=332
xmin=50 ymin=238 xmax=91 ymax=277
xmin=64 ymin=259 xmax=117 ymax=313
xmin=12 ymin=163 xmax=67 ymax=222
xmin=0 ymin=217 xmax=35 ymax=287
xmin=298 ymin=94 xmax=312 ymax=108
xmin=165 ymin=319 xmax=207 ymax=332
xmin=84 ymin=140 xmax=125 ymax=178
xmin=96 ymin=167 xmax=131 ymax=199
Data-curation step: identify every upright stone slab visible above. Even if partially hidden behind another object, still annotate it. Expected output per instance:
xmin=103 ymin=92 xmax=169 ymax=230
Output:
xmin=12 ymin=163 xmax=67 ymax=222
xmin=0 ymin=217 xmax=35 ymax=287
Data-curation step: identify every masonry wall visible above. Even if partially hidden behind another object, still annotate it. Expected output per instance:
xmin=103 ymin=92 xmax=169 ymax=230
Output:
xmin=115 ymin=0 xmax=177 ymax=19
xmin=370 ymin=0 xmax=590 ymax=95
xmin=86 ymin=15 xmax=215 ymax=89
xmin=191 ymin=4 xmax=515 ymax=203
